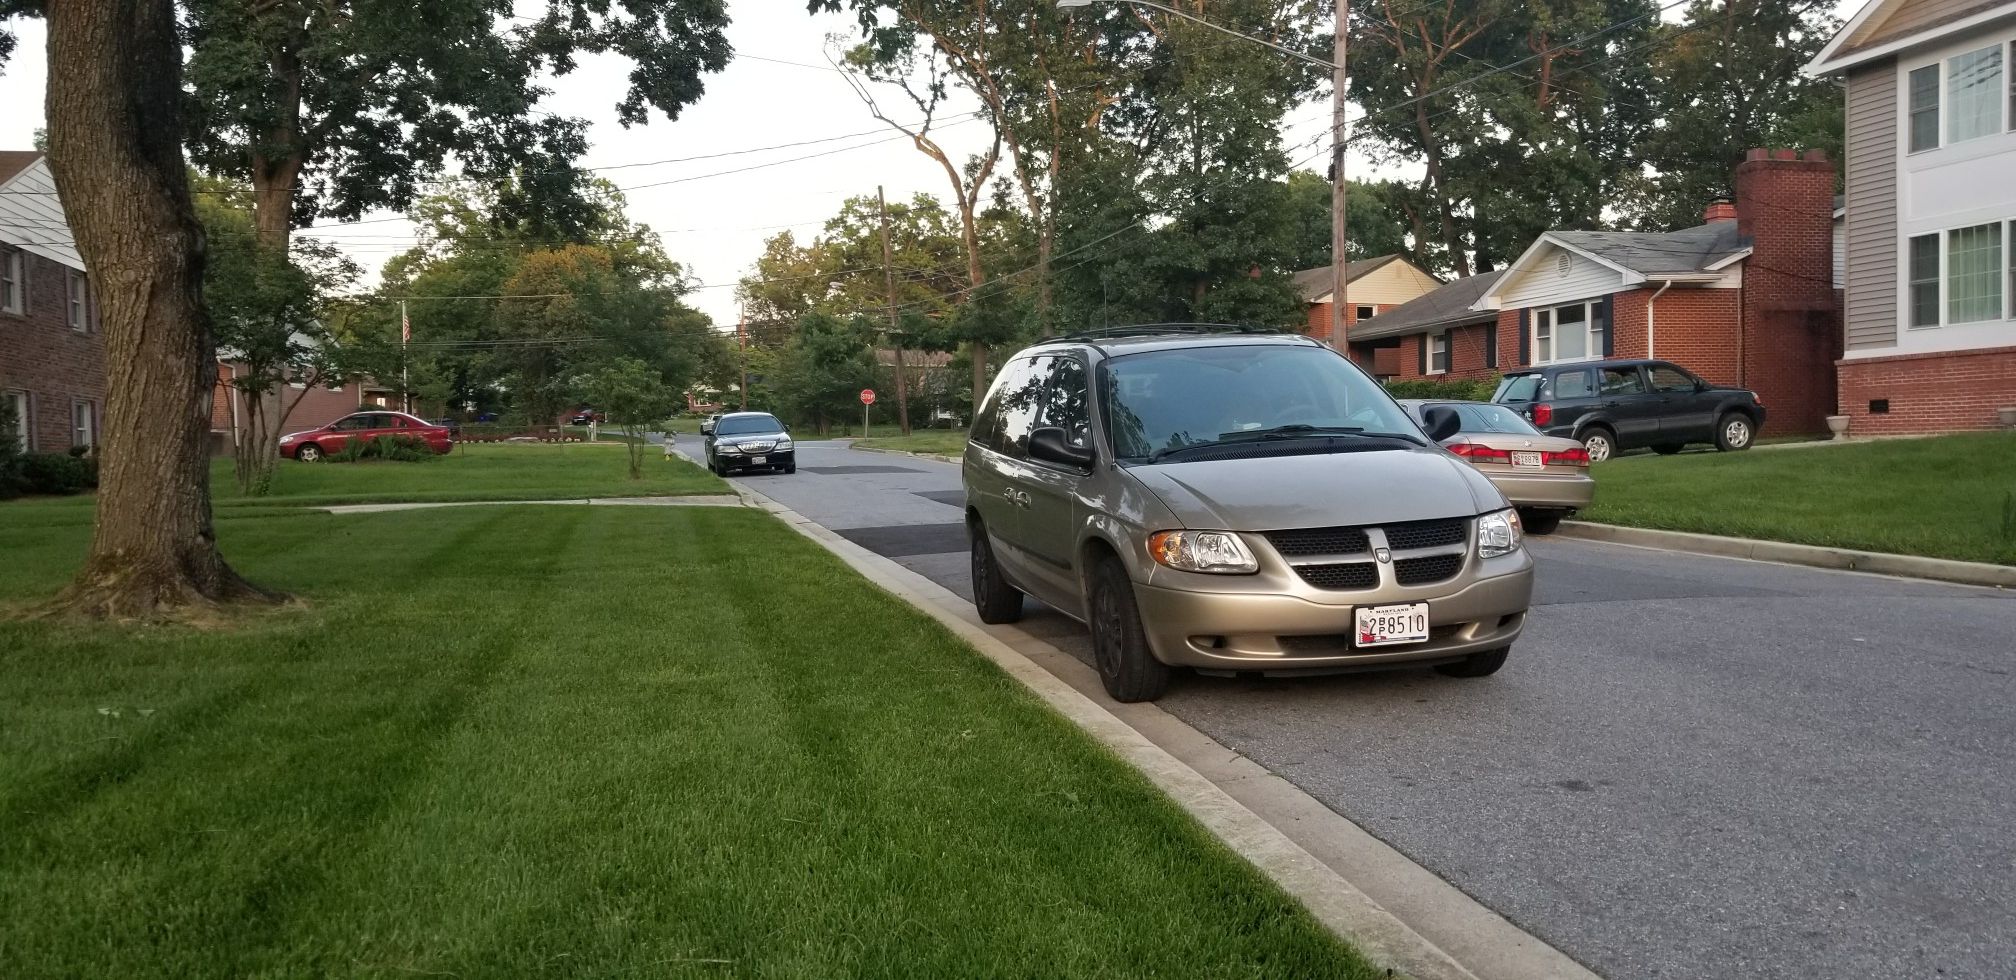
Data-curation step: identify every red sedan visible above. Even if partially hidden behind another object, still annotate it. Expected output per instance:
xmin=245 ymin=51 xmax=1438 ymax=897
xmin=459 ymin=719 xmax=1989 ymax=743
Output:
xmin=279 ymin=411 xmax=454 ymax=462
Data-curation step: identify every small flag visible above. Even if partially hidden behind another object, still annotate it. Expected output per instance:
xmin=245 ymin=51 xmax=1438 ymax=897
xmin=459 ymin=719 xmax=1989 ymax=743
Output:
xmin=401 ymin=308 xmax=411 ymax=346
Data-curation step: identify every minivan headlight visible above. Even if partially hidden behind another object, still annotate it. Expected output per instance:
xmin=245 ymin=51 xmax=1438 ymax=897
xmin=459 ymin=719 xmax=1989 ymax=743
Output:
xmin=1149 ymin=530 xmax=1258 ymax=574
xmin=1476 ymin=509 xmax=1523 ymax=559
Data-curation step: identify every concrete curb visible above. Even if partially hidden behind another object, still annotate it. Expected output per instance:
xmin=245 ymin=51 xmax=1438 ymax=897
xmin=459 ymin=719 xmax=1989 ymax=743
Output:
xmin=710 ymin=461 xmax=1599 ymax=980
xmin=1559 ymin=522 xmax=2016 ymax=589
xmin=848 ymin=444 xmax=963 ymax=465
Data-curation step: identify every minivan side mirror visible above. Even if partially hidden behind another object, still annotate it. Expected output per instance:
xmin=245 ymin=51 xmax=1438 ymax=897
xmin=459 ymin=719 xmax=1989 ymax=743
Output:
xmin=1028 ymin=427 xmax=1095 ymax=469
xmin=1422 ymin=406 xmax=1462 ymax=442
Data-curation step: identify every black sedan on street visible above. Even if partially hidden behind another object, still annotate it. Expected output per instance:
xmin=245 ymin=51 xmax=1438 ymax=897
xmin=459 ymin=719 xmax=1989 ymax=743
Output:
xmin=705 ymin=412 xmax=796 ymax=476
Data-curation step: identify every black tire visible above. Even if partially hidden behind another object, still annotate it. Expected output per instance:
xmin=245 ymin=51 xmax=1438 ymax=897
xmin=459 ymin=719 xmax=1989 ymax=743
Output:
xmin=1653 ymin=443 xmax=1685 ymax=455
xmin=1087 ymin=555 xmax=1171 ymax=703
xmin=1518 ymin=509 xmax=1563 ymax=535
xmin=784 ymin=463 xmax=797 ymax=474
xmin=969 ymin=522 xmax=1024 ymax=624
xmin=1435 ymin=646 xmax=1510 ymax=678
xmin=296 ymin=443 xmax=324 ymax=463
xmin=1715 ymin=412 xmax=1755 ymax=452
xmin=1578 ymin=426 xmax=1617 ymax=464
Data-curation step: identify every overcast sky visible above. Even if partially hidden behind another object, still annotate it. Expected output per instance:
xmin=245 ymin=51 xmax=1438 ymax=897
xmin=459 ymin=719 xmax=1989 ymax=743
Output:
xmin=0 ymin=1 xmax=1858 ymax=326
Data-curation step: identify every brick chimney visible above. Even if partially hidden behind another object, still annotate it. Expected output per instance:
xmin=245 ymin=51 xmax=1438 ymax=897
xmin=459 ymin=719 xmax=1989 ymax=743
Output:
xmin=1732 ymin=147 xmax=1840 ymax=434
xmin=1703 ymin=198 xmax=1738 ymax=223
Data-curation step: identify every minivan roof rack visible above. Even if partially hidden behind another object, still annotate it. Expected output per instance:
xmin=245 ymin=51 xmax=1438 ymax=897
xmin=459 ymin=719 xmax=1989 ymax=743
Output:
xmin=1045 ymin=322 xmax=1288 ymax=343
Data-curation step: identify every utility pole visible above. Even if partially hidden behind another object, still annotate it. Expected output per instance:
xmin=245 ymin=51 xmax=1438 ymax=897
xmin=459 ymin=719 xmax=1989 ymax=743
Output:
xmin=738 ymin=303 xmax=748 ymax=412
xmin=877 ymin=186 xmax=912 ymax=436
xmin=1329 ymin=0 xmax=1350 ymax=353
xmin=400 ymin=300 xmax=412 ymax=414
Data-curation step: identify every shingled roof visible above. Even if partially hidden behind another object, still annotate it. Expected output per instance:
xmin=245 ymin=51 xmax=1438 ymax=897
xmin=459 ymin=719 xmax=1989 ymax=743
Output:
xmin=1548 ymin=222 xmax=1749 ymax=276
xmin=1351 ymin=271 xmax=1505 ymax=341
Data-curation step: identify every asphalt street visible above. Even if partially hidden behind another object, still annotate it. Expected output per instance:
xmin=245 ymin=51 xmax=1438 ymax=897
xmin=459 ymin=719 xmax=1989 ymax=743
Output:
xmin=733 ymin=437 xmax=2016 ymax=980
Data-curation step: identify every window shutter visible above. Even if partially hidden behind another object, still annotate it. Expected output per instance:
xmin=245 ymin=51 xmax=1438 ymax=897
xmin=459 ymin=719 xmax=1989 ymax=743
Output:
xmin=1597 ymin=295 xmax=1614 ymax=357
xmin=1484 ymin=321 xmax=1499 ymax=369
xmin=1517 ymin=310 xmax=1531 ymax=365
xmin=1417 ymin=335 xmax=1429 ymax=376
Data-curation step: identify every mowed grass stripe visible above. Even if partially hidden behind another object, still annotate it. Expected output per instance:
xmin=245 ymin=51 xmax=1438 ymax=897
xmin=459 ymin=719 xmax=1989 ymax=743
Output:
xmin=0 ymin=507 xmax=1378 ymax=978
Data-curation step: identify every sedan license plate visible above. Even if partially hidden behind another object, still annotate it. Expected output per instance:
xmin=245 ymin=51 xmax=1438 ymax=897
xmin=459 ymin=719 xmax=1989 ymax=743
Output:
xmin=749 ymin=455 xmax=767 ymax=465
xmin=1511 ymin=450 xmax=1543 ymax=469
xmin=1356 ymin=603 xmax=1430 ymax=647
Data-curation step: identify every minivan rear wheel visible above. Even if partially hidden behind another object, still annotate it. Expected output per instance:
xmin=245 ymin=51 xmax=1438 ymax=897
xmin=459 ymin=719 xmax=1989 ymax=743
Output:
xmin=969 ymin=522 xmax=1023 ymax=624
xmin=1088 ymin=556 xmax=1170 ymax=703
xmin=1434 ymin=646 xmax=1509 ymax=678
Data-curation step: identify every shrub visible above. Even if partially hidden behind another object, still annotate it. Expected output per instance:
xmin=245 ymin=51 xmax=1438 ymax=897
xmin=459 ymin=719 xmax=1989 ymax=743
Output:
xmin=330 ymin=435 xmax=436 ymax=463
xmin=0 ymin=402 xmax=23 ymax=500
xmin=1384 ymin=376 xmax=1501 ymax=402
xmin=18 ymin=451 xmax=99 ymax=495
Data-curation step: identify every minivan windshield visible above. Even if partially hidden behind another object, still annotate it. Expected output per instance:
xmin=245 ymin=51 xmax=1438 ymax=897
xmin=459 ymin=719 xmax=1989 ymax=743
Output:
xmin=1100 ymin=344 xmax=1421 ymax=461
xmin=715 ymin=414 xmax=784 ymax=436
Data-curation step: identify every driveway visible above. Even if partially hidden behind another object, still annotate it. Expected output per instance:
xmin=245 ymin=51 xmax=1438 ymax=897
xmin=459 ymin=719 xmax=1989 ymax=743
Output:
xmin=738 ymin=438 xmax=2016 ymax=980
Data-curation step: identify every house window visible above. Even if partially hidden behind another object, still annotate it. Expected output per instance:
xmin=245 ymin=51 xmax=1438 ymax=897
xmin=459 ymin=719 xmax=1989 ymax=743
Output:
xmin=1947 ymin=45 xmax=2004 ymax=144
xmin=1355 ymin=305 xmax=1375 ymax=321
xmin=1908 ymin=64 xmax=1940 ymax=151
xmin=72 ymin=399 xmax=95 ymax=450
xmin=1428 ymin=332 xmax=1449 ymax=374
xmin=1532 ymin=301 xmax=1604 ymax=365
xmin=66 ymin=272 xmax=88 ymax=332
xmin=1908 ymin=234 xmax=1941 ymax=327
xmin=4 ymin=390 xmax=27 ymax=452
xmin=1948 ymin=222 xmax=2004 ymax=323
xmin=0 ymin=248 xmax=21 ymax=314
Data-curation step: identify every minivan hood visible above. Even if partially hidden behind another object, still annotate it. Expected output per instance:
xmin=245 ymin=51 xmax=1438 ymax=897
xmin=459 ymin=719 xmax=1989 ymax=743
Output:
xmin=1126 ymin=447 xmax=1505 ymax=531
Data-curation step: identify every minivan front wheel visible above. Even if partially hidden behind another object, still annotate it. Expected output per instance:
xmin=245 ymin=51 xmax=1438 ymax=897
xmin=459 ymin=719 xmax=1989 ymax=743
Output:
xmin=1088 ymin=556 xmax=1171 ymax=703
xmin=1579 ymin=426 xmax=1616 ymax=463
xmin=969 ymin=522 xmax=1024 ymax=624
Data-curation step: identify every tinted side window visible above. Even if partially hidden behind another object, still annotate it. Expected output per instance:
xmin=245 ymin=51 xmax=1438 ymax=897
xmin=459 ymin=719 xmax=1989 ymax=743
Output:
xmin=333 ymin=415 xmax=372 ymax=431
xmin=1599 ymin=367 xmax=1646 ymax=395
xmin=1039 ymin=355 xmax=1091 ymax=449
xmin=1553 ymin=370 xmax=1594 ymax=399
xmin=1649 ymin=366 xmax=1697 ymax=393
xmin=976 ymin=356 xmax=1049 ymax=457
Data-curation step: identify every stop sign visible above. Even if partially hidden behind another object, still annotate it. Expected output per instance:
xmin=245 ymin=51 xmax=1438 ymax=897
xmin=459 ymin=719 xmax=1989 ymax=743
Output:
xmin=860 ymin=389 xmax=876 ymax=406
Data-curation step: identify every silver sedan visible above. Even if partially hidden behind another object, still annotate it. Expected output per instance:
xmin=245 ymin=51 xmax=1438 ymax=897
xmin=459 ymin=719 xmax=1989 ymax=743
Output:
xmin=1401 ymin=400 xmax=1595 ymax=534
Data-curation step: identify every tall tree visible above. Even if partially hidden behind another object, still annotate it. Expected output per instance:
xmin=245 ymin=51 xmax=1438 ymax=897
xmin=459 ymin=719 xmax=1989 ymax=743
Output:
xmin=34 ymin=0 xmax=278 ymax=619
xmin=1622 ymin=0 xmax=1842 ymax=229
xmin=1284 ymin=171 xmax=1417 ymax=270
xmin=168 ymin=0 xmax=731 ymax=251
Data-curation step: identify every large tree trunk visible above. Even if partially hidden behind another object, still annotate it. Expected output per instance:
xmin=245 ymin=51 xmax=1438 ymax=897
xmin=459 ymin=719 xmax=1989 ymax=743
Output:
xmin=39 ymin=0 xmax=278 ymax=622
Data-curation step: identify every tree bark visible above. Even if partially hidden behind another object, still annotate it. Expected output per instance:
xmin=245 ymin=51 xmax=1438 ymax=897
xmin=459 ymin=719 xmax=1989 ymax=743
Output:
xmin=38 ymin=0 xmax=279 ymax=622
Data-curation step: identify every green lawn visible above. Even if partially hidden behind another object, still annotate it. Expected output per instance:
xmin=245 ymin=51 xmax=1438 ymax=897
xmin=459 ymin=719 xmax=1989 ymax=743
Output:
xmin=854 ymin=430 xmax=969 ymax=456
xmin=2 ymin=444 xmax=725 ymax=520
xmin=1582 ymin=432 xmax=2016 ymax=565
xmin=0 ymin=506 xmax=1374 ymax=978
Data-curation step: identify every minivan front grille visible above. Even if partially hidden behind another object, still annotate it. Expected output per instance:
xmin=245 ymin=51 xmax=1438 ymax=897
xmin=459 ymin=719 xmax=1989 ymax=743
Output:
xmin=1264 ymin=526 xmax=1371 ymax=558
xmin=1382 ymin=519 xmax=1467 ymax=550
xmin=1294 ymin=562 xmax=1379 ymax=591
xmin=1394 ymin=553 xmax=1464 ymax=586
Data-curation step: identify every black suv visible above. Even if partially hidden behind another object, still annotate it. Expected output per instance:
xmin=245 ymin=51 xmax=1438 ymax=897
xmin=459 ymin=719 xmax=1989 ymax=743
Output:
xmin=1491 ymin=359 xmax=1765 ymax=462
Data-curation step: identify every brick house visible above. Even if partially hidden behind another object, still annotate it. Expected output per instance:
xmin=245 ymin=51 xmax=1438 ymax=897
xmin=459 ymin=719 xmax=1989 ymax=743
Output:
xmin=209 ymin=361 xmax=369 ymax=454
xmin=1292 ymin=254 xmax=1442 ymax=345
xmin=1356 ymin=150 xmax=1845 ymax=433
xmin=0 ymin=151 xmax=105 ymax=454
xmin=1809 ymin=0 xmax=2016 ymax=434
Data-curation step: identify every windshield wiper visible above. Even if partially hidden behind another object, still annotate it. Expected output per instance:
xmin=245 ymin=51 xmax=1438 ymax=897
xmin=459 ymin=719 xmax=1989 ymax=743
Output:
xmin=1148 ymin=426 xmax=1421 ymax=462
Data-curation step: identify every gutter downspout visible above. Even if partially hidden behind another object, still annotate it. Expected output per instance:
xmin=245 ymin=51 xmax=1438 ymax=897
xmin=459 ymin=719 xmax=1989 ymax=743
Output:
xmin=1646 ymin=279 xmax=1673 ymax=360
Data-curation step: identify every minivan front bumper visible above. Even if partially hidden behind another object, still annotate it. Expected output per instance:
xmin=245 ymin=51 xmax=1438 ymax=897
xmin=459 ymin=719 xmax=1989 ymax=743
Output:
xmin=1131 ymin=553 xmax=1534 ymax=672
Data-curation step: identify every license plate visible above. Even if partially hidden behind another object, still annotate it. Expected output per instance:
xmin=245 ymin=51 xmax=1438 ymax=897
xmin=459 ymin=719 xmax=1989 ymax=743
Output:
xmin=1512 ymin=451 xmax=1543 ymax=469
xmin=1356 ymin=603 xmax=1430 ymax=647
xmin=749 ymin=455 xmax=766 ymax=465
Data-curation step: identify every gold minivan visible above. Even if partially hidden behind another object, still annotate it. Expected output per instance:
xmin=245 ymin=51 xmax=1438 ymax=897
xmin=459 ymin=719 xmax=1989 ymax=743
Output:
xmin=963 ymin=328 xmax=1535 ymax=702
